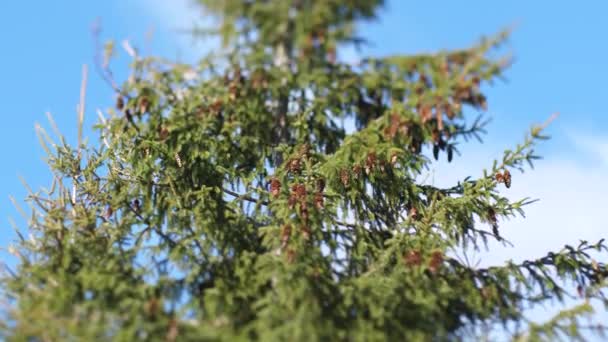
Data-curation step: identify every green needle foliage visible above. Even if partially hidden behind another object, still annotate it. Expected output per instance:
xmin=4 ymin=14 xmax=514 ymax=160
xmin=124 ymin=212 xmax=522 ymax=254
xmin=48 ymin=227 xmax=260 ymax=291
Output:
xmin=2 ymin=1 xmax=608 ymax=341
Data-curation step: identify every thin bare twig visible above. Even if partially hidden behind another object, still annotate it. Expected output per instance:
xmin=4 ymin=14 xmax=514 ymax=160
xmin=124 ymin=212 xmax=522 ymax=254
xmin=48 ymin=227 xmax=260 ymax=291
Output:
xmin=91 ymin=19 xmax=125 ymax=95
xmin=78 ymin=64 xmax=88 ymax=149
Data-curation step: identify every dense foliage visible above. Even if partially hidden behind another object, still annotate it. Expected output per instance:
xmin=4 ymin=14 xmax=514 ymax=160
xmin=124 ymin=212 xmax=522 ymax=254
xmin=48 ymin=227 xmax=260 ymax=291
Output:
xmin=2 ymin=1 xmax=607 ymax=340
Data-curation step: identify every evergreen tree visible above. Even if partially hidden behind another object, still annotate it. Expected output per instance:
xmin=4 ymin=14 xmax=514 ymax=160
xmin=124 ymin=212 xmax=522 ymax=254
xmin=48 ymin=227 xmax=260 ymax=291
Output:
xmin=2 ymin=1 xmax=608 ymax=340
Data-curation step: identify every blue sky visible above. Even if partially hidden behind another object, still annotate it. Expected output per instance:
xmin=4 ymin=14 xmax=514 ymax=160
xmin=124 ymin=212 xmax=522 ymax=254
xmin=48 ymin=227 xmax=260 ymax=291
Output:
xmin=1 ymin=0 xmax=607 ymax=332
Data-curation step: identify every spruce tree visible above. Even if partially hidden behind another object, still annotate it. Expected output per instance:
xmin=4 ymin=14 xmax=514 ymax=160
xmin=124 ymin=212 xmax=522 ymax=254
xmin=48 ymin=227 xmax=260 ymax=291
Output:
xmin=2 ymin=1 xmax=608 ymax=341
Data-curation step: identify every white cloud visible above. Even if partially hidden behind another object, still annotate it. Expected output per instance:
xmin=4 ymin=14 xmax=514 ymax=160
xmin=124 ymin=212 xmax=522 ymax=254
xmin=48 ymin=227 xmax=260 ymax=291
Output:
xmin=137 ymin=0 xmax=201 ymax=30
xmin=569 ymin=132 xmax=608 ymax=167
xmin=134 ymin=0 xmax=217 ymax=62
